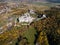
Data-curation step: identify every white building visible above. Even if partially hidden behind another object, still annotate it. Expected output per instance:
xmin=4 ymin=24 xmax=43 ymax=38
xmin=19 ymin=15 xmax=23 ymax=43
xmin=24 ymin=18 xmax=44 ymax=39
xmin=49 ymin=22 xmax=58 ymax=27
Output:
xmin=18 ymin=12 xmax=35 ymax=25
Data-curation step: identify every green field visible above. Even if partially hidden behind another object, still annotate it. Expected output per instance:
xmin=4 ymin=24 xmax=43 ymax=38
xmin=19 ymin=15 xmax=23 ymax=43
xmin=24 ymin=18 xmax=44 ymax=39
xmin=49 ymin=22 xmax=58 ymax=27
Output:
xmin=32 ymin=2 xmax=60 ymax=7
xmin=22 ymin=26 xmax=37 ymax=45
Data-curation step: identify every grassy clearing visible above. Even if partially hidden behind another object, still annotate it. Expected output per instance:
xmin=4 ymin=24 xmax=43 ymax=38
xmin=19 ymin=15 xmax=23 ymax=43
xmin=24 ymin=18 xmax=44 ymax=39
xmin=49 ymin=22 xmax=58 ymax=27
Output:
xmin=22 ymin=26 xmax=37 ymax=45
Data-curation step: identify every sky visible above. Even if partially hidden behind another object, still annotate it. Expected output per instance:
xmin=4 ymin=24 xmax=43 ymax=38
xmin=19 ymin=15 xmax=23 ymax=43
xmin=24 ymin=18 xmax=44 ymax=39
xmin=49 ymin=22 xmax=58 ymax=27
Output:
xmin=0 ymin=0 xmax=60 ymax=3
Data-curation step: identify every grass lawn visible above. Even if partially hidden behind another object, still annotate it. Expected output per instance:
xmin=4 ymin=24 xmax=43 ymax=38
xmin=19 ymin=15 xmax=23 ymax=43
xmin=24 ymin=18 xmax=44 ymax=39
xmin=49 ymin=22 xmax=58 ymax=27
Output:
xmin=22 ymin=26 xmax=37 ymax=45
